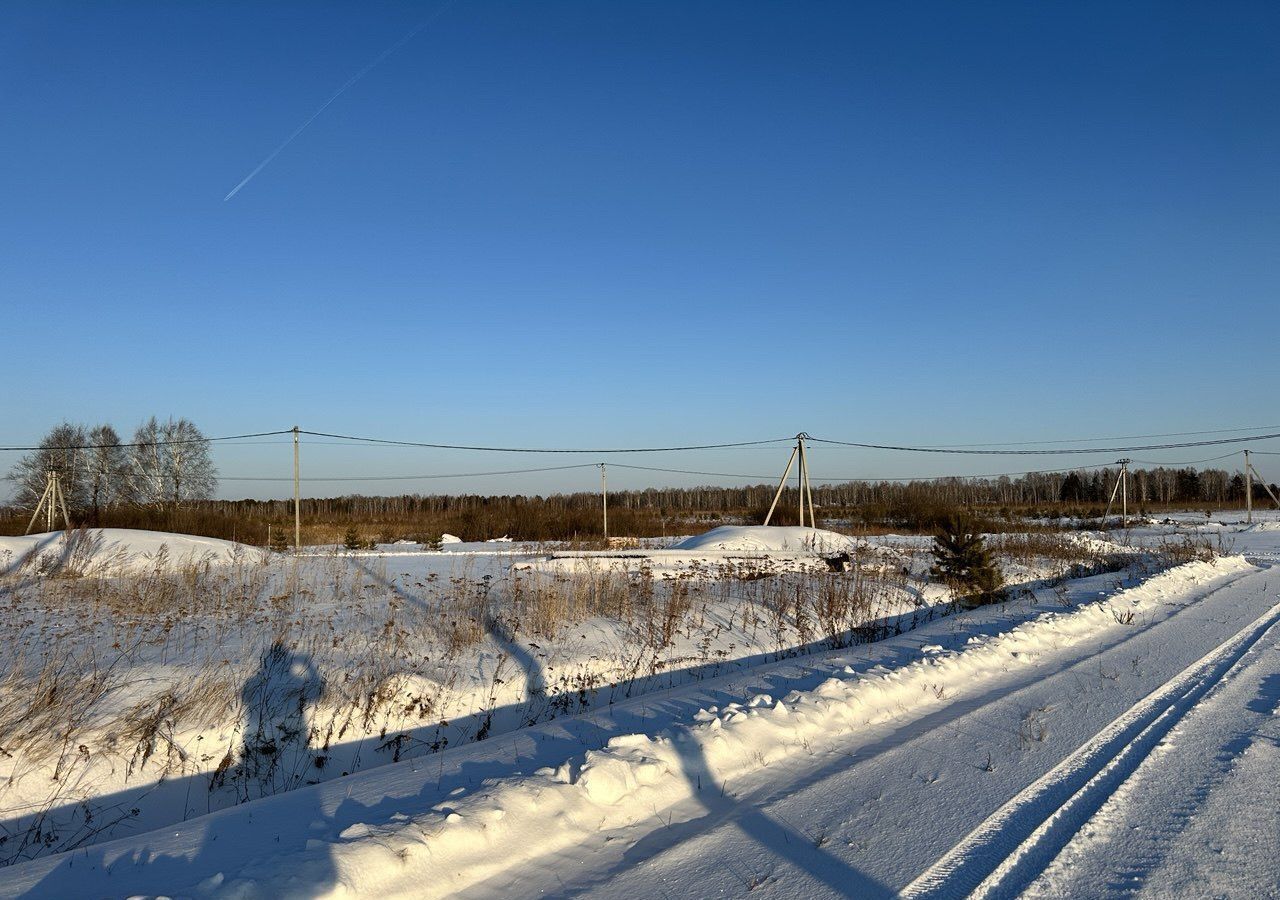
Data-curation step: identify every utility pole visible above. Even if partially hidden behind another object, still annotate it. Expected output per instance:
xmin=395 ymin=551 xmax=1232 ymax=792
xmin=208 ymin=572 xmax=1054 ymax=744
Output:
xmin=1245 ymin=449 xmax=1252 ymax=524
xmin=1105 ymin=458 xmax=1131 ymax=527
xmin=293 ymin=426 xmax=301 ymax=550
xmin=1122 ymin=459 xmax=1128 ymax=527
xmin=600 ymin=463 xmax=608 ymax=543
xmin=803 ymin=436 xmax=816 ymax=527
xmin=1244 ymin=450 xmax=1280 ymax=517
xmin=796 ymin=436 xmax=806 ymax=526
xmin=764 ymin=433 xmax=816 ymax=527
xmin=25 ymin=470 xmax=73 ymax=535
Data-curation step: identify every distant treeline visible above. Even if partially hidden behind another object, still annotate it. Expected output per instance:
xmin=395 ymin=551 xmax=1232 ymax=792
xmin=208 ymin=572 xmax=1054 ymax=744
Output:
xmin=214 ymin=463 xmax=1276 ymax=516
xmin=3 ymin=465 xmax=1274 ymax=545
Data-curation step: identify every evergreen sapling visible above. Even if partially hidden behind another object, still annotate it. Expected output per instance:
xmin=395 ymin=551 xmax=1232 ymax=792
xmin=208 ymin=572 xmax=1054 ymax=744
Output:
xmin=930 ymin=515 xmax=1007 ymax=608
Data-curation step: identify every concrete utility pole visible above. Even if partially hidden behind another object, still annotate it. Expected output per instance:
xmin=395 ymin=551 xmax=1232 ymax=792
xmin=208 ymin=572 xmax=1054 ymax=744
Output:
xmin=796 ymin=438 xmax=806 ymax=525
xmin=764 ymin=433 xmax=816 ymax=527
xmin=25 ymin=470 xmax=73 ymax=535
xmin=1104 ymin=458 xmax=1131 ymax=527
xmin=293 ymin=426 xmax=301 ymax=550
xmin=1244 ymin=450 xmax=1280 ymax=518
xmin=1245 ymin=449 xmax=1252 ymax=524
xmin=600 ymin=463 xmax=608 ymax=543
xmin=1122 ymin=459 xmax=1128 ymax=526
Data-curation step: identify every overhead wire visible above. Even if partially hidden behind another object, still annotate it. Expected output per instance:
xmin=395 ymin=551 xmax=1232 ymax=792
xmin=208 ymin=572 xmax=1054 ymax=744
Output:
xmin=4 ymin=425 xmax=1278 ymax=494
xmin=808 ymin=431 xmax=1280 ymax=455
xmin=1129 ymin=451 xmax=1244 ymax=466
xmin=5 ymin=425 xmax=1280 ymax=456
xmin=912 ymin=424 xmax=1280 ymax=448
xmin=0 ymin=430 xmax=294 ymax=453
xmin=219 ymin=464 xmax=601 ymax=483
xmin=296 ymin=430 xmax=795 ymax=453
xmin=596 ymin=461 xmax=1117 ymax=484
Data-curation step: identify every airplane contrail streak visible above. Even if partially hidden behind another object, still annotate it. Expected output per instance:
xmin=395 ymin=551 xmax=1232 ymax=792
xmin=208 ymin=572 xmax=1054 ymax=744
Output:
xmin=224 ymin=1 xmax=455 ymax=201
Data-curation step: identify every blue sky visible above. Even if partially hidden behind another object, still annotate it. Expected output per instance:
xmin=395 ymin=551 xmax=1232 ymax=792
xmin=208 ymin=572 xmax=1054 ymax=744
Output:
xmin=3 ymin=1 xmax=1279 ymax=498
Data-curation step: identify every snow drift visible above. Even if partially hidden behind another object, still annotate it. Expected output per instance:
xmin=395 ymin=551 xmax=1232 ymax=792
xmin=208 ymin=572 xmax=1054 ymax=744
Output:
xmin=0 ymin=528 xmax=257 ymax=576
xmin=670 ymin=525 xmax=858 ymax=555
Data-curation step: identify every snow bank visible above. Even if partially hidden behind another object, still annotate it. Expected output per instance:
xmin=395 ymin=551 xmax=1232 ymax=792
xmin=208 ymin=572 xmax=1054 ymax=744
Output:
xmin=670 ymin=525 xmax=857 ymax=555
xmin=0 ymin=528 xmax=256 ymax=576
xmin=272 ymin=557 xmax=1252 ymax=898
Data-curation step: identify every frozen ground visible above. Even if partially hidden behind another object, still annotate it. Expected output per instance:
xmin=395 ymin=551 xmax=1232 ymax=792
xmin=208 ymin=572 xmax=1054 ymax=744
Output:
xmin=0 ymin=512 xmax=1276 ymax=897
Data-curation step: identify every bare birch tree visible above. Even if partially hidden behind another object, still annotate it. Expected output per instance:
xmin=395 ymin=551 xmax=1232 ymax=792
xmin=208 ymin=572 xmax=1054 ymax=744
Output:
xmin=129 ymin=417 xmax=218 ymax=506
xmin=84 ymin=424 xmax=133 ymax=523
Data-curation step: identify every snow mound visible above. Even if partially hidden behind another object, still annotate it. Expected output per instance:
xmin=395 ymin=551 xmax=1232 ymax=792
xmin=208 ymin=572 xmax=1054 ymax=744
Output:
xmin=1245 ymin=522 xmax=1280 ymax=532
xmin=670 ymin=525 xmax=857 ymax=555
xmin=0 ymin=528 xmax=258 ymax=576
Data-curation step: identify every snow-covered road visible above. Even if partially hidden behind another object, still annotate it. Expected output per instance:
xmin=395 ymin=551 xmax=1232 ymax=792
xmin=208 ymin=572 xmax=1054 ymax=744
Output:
xmin=3 ymin=538 xmax=1278 ymax=899
xmin=549 ymin=565 xmax=1280 ymax=900
xmin=1024 ymin=599 xmax=1280 ymax=899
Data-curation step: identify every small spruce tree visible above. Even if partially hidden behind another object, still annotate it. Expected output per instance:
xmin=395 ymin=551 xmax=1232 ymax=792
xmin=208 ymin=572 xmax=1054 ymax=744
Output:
xmin=268 ymin=526 xmax=289 ymax=554
xmin=930 ymin=515 xmax=1006 ymax=608
xmin=343 ymin=525 xmax=363 ymax=551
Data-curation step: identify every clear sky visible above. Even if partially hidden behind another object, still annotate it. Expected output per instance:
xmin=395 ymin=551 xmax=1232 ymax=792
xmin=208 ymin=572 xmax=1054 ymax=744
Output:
xmin=3 ymin=1 xmax=1279 ymax=499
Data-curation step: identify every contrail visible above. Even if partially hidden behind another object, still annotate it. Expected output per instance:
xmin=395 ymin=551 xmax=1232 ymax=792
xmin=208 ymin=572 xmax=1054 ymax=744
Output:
xmin=224 ymin=1 xmax=455 ymax=201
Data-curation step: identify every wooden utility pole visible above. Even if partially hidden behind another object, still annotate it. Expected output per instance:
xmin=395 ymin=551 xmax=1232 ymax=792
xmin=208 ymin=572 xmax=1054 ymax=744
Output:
xmin=293 ymin=426 xmax=301 ymax=550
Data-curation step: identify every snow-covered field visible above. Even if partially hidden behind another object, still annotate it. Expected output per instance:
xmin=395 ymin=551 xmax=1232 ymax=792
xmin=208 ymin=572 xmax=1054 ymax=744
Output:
xmin=0 ymin=515 xmax=1275 ymax=898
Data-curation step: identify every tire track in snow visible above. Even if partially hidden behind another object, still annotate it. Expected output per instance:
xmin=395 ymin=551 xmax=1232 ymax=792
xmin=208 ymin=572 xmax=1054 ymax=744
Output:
xmin=901 ymin=596 xmax=1280 ymax=900
xmin=1023 ymin=639 xmax=1280 ymax=898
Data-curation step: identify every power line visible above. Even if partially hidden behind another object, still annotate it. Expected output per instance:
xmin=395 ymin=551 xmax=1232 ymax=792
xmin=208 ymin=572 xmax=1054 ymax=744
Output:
xmin=0 ymin=430 xmax=294 ymax=453
xmin=809 ymin=431 xmax=1280 ymax=456
xmin=296 ymin=430 xmax=795 ymax=454
xmin=6 ymin=425 xmax=1280 ymax=459
xmin=559 ymin=462 xmax=1117 ymax=484
xmin=214 ymin=460 xmax=1119 ymax=486
xmin=918 ymin=424 xmax=1280 ymax=448
xmin=608 ymin=463 xmax=778 ymax=480
xmin=219 ymin=464 xmax=601 ymax=483
xmin=1129 ymin=451 xmax=1244 ymax=466
xmin=299 ymin=428 xmax=1280 ymax=457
